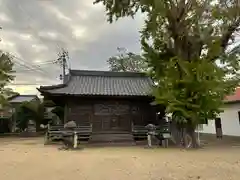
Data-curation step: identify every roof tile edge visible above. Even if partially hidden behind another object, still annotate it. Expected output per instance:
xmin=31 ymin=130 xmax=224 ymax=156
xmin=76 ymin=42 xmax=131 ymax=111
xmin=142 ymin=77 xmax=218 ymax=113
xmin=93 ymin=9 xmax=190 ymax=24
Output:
xmin=69 ymin=69 xmax=148 ymax=77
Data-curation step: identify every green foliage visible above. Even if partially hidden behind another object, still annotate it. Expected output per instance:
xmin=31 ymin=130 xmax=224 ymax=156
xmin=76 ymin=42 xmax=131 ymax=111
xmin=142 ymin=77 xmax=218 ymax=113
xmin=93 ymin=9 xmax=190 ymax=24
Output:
xmin=0 ymin=51 xmax=14 ymax=105
xmin=51 ymin=106 xmax=64 ymax=122
xmin=152 ymin=57 xmax=238 ymax=125
xmin=16 ymin=105 xmax=33 ymax=131
xmin=107 ymin=47 xmax=148 ymax=72
xmin=95 ymin=0 xmax=240 ymax=127
xmin=17 ymin=100 xmax=55 ymax=130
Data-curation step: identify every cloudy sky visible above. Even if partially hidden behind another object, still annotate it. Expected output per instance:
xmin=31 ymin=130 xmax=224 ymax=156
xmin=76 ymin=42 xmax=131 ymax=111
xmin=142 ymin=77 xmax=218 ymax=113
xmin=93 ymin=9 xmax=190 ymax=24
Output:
xmin=0 ymin=0 xmax=144 ymax=95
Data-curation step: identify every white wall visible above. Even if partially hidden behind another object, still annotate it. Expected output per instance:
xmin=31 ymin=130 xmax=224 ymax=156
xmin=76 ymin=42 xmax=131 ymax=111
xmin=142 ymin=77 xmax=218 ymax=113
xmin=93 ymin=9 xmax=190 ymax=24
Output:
xmin=201 ymin=120 xmax=216 ymax=134
xmin=201 ymin=103 xmax=240 ymax=136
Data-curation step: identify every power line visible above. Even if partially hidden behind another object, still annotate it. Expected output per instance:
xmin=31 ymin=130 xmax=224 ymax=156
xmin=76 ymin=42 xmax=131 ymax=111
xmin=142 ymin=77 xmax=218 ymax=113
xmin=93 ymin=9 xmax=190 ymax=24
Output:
xmin=10 ymin=55 xmax=56 ymax=83
xmin=36 ymin=60 xmax=58 ymax=65
xmin=13 ymin=60 xmax=58 ymax=72
xmin=14 ymin=60 xmax=56 ymax=67
xmin=9 ymin=51 xmax=64 ymax=83
xmin=11 ymin=55 xmax=52 ymax=75
xmin=8 ymin=83 xmax=53 ymax=86
xmin=14 ymin=68 xmax=53 ymax=73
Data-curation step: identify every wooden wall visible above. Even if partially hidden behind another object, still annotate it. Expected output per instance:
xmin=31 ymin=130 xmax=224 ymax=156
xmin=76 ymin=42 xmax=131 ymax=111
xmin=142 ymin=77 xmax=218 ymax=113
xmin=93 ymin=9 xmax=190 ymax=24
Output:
xmin=49 ymin=96 xmax=159 ymax=132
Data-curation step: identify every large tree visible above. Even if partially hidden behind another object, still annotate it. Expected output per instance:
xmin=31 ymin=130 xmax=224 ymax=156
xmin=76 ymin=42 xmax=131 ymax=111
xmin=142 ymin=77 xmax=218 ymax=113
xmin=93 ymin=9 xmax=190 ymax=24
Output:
xmin=0 ymin=51 xmax=14 ymax=105
xmin=108 ymin=47 xmax=147 ymax=72
xmin=94 ymin=0 xmax=240 ymax=147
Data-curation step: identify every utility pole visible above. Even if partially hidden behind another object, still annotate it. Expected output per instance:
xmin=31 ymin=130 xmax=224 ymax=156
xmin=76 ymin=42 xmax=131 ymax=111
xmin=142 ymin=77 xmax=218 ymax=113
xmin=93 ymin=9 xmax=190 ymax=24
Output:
xmin=62 ymin=53 xmax=66 ymax=83
xmin=57 ymin=49 xmax=68 ymax=83
xmin=0 ymin=26 xmax=2 ymax=42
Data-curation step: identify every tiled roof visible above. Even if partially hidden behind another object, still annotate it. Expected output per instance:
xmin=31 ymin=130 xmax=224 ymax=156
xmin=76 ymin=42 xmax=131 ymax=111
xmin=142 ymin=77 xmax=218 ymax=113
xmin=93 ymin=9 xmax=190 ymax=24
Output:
xmin=38 ymin=70 xmax=154 ymax=97
xmin=8 ymin=95 xmax=38 ymax=103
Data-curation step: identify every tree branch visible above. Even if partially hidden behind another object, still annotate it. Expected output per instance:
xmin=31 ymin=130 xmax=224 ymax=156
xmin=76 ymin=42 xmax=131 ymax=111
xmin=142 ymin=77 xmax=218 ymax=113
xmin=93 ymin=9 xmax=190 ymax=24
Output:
xmin=209 ymin=18 xmax=240 ymax=61
xmin=221 ymin=18 xmax=240 ymax=50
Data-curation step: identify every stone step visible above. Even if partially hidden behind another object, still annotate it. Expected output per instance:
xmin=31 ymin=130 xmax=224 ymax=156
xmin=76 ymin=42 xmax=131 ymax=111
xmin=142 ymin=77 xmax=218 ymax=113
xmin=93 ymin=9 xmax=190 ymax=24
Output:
xmin=90 ymin=133 xmax=134 ymax=143
xmin=86 ymin=141 xmax=137 ymax=147
xmin=92 ymin=131 xmax=130 ymax=134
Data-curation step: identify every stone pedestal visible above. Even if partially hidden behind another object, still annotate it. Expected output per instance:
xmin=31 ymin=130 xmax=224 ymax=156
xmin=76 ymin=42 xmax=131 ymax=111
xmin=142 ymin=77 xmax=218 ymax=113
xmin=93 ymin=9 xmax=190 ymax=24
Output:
xmin=27 ymin=120 xmax=36 ymax=132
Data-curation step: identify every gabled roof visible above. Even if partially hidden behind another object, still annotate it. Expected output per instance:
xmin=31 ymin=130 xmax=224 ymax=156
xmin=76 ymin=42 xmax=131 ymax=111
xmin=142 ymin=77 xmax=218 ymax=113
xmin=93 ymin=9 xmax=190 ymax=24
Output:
xmin=8 ymin=95 xmax=38 ymax=104
xmin=38 ymin=70 xmax=154 ymax=97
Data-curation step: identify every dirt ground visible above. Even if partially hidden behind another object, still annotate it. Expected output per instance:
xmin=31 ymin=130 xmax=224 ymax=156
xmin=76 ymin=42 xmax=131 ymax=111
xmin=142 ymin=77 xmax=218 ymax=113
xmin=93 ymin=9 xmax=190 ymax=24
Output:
xmin=0 ymin=137 xmax=240 ymax=180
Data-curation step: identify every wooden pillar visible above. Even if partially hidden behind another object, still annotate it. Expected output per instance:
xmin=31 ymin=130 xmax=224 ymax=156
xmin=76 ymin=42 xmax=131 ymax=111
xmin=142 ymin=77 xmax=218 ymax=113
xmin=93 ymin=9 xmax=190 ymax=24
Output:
xmin=64 ymin=103 xmax=68 ymax=123
xmin=11 ymin=107 xmax=17 ymax=132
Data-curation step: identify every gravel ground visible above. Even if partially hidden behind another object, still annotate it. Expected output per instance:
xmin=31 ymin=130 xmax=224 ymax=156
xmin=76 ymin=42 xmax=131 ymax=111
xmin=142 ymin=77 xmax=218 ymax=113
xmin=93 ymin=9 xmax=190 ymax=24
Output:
xmin=0 ymin=137 xmax=240 ymax=180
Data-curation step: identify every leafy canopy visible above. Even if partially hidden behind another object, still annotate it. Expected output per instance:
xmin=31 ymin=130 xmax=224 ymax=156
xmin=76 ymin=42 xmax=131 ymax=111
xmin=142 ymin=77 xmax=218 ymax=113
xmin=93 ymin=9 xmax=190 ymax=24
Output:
xmin=107 ymin=47 xmax=147 ymax=72
xmin=94 ymin=0 xmax=240 ymax=125
xmin=0 ymin=51 xmax=14 ymax=105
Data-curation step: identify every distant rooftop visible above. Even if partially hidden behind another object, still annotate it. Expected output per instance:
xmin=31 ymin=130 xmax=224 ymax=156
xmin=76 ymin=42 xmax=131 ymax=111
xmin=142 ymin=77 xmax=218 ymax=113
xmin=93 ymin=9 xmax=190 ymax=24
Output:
xmin=225 ymin=87 xmax=240 ymax=103
xmin=8 ymin=95 xmax=38 ymax=104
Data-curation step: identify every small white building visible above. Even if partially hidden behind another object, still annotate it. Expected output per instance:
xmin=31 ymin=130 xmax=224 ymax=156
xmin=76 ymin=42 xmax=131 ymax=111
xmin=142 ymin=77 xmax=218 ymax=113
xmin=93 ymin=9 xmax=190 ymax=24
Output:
xmin=200 ymin=88 xmax=240 ymax=137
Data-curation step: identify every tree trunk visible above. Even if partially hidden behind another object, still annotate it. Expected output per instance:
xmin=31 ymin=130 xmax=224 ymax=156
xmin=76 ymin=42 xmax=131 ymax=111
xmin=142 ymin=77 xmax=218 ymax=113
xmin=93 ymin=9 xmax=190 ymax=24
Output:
xmin=169 ymin=120 xmax=181 ymax=146
xmin=176 ymin=123 xmax=200 ymax=148
xmin=170 ymin=121 xmax=186 ymax=147
xmin=186 ymin=126 xmax=199 ymax=148
xmin=170 ymin=118 xmax=200 ymax=148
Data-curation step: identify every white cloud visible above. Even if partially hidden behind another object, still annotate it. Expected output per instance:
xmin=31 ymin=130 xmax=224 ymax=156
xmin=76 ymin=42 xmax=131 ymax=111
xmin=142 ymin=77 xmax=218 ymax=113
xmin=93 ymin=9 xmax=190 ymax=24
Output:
xmin=42 ymin=4 xmax=72 ymax=22
xmin=31 ymin=44 xmax=48 ymax=53
xmin=76 ymin=11 xmax=88 ymax=20
xmin=32 ymin=58 xmax=46 ymax=64
xmin=39 ymin=31 xmax=59 ymax=39
xmin=1 ymin=0 xmax=144 ymax=95
xmin=0 ymin=39 xmax=15 ymax=49
xmin=0 ymin=12 xmax=11 ymax=22
xmin=19 ymin=33 xmax=32 ymax=40
xmin=71 ymin=26 xmax=86 ymax=39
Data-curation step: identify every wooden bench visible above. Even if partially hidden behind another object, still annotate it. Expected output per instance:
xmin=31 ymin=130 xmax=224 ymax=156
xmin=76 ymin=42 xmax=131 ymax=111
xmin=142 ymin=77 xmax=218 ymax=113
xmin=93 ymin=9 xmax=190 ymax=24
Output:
xmin=155 ymin=123 xmax=171 ymax=147
xmin=45 ymin=124 xmax=92 ymax=144
xmin=74 ymin=125 xmax=93 ymax=140
xmin=132 ymin=125 xmax=148 ymax=139
xmin=132 ymin=123 xmax=171 ymax=147
xmin=132 ymin=124 xmax=165 ymax=139
xmin=47 ymin=125 xmax=65 ymax=141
